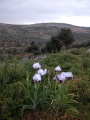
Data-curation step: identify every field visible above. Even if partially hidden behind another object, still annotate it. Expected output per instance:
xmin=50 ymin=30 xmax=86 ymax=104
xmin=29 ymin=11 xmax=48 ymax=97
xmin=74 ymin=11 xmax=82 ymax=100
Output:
xmin=0 ymin=47 xmax=90 ymax=120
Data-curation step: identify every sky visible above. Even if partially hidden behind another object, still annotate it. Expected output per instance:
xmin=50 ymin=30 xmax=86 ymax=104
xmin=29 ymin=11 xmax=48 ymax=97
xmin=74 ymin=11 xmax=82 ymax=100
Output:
xmin=0 ymin=0 xmax=90 ymax=27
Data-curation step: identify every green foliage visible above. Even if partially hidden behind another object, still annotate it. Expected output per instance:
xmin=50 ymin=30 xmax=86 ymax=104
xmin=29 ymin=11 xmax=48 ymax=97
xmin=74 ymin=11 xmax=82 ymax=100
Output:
xmin=68 ymin=79 xmax=90 ymax=114
xmin=0 ymin=82 xmax=25 ymax=120
xmin=25 ymin=41 xmax=39 ymax=53
xmin=45 ymin=28 xmax=75 ymax=53
xmin=51 ymin=35 xmax=61 ymax=52
xmin=0 ymin=49 xmax=90 ymax=120
xmin=45 ymin=41 xmax=53 ymax=53
xmin=50 ymin=84 xmax=78 ymax=117
xmin=44 ymin=55 xmax=59 ymax=67
xmin=19 ymin=76 xmax=49 ymax=111
xmin=68 ymin=48 xmax=87 ymax=55
xmin=18 ymin=75 xmax=78 ymax=118
xmin=82 ymin=58 xmax=90 ymax=70
xmin=58 ymin=52 xmax=81 ymax=64
xmin=57 ymin=28 xmax=75 ymax=48
xmin=68 ymin=80 xmax=90 ymax=120
xmin=0 ymin=58 xmax=34 ymax=91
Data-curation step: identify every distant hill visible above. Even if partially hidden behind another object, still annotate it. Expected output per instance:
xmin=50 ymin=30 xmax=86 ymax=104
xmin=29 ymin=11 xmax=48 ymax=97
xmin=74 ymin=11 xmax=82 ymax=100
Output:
xmin=0 ymin=22 xmax=90 ymax=44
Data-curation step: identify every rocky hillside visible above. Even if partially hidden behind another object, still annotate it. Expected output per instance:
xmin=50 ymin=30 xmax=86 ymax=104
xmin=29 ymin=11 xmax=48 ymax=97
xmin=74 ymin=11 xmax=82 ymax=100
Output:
xmin=0 ymin=22 xmax=90 ymax=44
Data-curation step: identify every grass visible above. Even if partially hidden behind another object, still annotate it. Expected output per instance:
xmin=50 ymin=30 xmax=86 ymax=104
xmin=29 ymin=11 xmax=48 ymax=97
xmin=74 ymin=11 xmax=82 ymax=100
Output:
xmin=0 ymin=47 xmax=90 ymax=120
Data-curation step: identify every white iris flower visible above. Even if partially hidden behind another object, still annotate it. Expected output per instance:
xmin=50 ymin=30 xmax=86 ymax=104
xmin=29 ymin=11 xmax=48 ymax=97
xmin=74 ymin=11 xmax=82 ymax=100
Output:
xmin=32 ymin=74 xmax=41 ymax=82
xmin=33 ymin=62 xmax=41 ymax=70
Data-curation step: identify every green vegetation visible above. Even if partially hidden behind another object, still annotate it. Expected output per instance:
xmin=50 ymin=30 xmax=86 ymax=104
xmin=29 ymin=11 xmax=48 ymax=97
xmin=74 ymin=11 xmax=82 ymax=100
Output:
xmin=0 ymin=47 xmax=90 ymax=120
xmin=45 ymin=28 xmax=75 ymax=52
xmin=0 ymin=23 xmax=90 ymax=59
xmin=25 ymin=41 xmax=40 ymax=55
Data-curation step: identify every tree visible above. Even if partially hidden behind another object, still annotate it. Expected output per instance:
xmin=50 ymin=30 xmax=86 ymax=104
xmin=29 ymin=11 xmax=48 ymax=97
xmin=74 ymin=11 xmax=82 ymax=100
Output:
xmin=45 ymin=28 xmax=75 ymax=52
xmin=51 ymin=36 xmax=62 ymax=52
xmin=45 ymin=41 xmax=53 ymax=53
xmin=57 ymin=28 xmax=75 ymax=49
xmin=25 ymin=41 xmax=39 ymax=53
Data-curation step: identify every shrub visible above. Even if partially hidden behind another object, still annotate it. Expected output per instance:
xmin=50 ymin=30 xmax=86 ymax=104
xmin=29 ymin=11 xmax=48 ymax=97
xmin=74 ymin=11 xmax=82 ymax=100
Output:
xmin=69 ymin=48 xmax=86 ymax=55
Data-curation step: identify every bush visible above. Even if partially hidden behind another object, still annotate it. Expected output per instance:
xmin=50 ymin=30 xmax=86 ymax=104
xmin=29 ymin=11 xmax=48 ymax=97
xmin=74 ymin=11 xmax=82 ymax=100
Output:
xmin=69 ymin=48 xmax=86 ymax=55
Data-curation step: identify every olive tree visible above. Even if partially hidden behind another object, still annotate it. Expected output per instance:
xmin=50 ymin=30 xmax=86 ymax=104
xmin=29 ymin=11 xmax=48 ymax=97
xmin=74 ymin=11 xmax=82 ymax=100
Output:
xmin=45 ymin=28 xmax=75 ymax=52
xmin=57 ymin=28 xmax=75 ymax=49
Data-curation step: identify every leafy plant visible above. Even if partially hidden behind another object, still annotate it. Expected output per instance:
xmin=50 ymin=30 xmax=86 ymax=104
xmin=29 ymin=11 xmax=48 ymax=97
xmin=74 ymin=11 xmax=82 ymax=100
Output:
xmin=50 ymin=84 xmax=78 ymax=118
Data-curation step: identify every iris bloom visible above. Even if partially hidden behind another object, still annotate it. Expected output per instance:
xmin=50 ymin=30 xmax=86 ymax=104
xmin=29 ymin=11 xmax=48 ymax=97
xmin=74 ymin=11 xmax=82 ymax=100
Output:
xmin=58 ymin=73 xmax=67 ymax=82
xmin=53 ymin=71 xmax=73 ymax=83
xmin=55 ymin=66 xmax=61 ymax=72
xmin=32 ymin=74 xmax=41 ymax=82
xmin=65 ymin=72 xmax=73 ymax=79
xmin=33 ymin=62 xmax=41 ymax=70
xmin=38 ymin=69 xmax=47 ymax=76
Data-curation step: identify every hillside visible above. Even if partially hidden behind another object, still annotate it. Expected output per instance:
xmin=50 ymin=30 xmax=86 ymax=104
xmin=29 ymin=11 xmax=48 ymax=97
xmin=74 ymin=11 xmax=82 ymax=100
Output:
xmin=0 ymin=22 xmax=90 ymax=44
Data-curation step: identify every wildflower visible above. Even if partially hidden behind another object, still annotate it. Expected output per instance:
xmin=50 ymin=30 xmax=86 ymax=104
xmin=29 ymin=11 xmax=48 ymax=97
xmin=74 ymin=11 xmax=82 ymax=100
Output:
xmin=53 ymin=66 xmax=61 ymax=81
xmin=43 ymin=69 xmax=47 ymax=75
xmin=55 ymin=66 xmax=61 ymax=72
xmin=32 ymin=74 xmax=41 ymax=83
xmin=55 ymin=66 xmax=61 ymax=74
xmin=65 ymin=72 xmax=73 ymax=79
xmin=58 ymin=73 xmax=67 ymax=82
xmin=53 ymin=72 xmax=67 ymax=83
xmin=33 ymin=62 xmax=41 ymax=70
xmin=38 ymin=69 xmax=47 ymax=76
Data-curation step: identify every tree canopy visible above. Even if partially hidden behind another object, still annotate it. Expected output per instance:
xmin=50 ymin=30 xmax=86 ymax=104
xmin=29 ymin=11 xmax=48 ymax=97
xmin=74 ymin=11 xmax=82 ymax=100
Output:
xmin=57 ymin=28 xmax=75 ymax=48
xmin=45 ymin=28 xmax=75 ymax=52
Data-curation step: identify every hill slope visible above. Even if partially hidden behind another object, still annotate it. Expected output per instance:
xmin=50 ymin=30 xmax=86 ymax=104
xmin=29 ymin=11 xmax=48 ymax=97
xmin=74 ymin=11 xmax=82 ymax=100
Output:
xmin=0 ymin=22 xmax=90 ymax=44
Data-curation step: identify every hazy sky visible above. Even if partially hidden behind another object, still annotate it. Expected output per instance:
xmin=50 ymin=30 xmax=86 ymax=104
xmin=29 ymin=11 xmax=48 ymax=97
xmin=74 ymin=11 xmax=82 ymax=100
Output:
xmin=0 ymin=0 xmax=90 ymax=27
